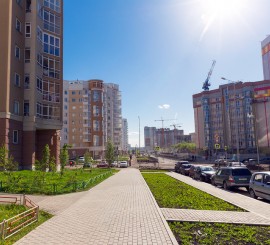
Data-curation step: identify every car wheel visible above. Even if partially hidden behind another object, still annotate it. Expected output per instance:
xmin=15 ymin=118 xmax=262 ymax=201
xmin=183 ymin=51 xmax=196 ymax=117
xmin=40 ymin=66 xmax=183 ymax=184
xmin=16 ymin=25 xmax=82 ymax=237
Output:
xmin=249 ymin=189 xmax=257 ymax=199
xmin=223 ymin=181 xmax=230 ymax=190
xmin=211 ymin=178 xmax=216 ymax=186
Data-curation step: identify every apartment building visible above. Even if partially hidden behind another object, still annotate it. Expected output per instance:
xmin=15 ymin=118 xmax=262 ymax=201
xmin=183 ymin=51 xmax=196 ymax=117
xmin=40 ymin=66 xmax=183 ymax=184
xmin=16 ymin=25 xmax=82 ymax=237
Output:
xmin=262 ymin=35 xmax=270 ymax=80
xmin=193 ymin=80 xmax=270 ymax=155
xmin=61 ymin=80 xmax=123 ymax=159
xmin=0 ymin=0 xmax=63 ymax=169
xmin=144 ymin=126 xmax=189 ymax=151
xmin=121 ymin=118 xmax=129 ymax=153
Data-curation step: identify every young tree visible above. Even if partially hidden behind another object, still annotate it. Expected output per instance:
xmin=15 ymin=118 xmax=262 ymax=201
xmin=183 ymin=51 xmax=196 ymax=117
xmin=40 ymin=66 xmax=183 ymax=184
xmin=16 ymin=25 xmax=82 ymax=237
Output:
xmin=105 ymin=141 xmax=115 ymax=167
xmin=40 ymin=144 xmax=50 ymax=171
xmin=59 ymin=144 xmax=70 ymax=176
xmin=49 ymin=156 xmax=57 ymax=173
xmin=84 ymin=151 xmax=92 ymax=164
xmin=0 ymin=144 xmax=18 ymax=172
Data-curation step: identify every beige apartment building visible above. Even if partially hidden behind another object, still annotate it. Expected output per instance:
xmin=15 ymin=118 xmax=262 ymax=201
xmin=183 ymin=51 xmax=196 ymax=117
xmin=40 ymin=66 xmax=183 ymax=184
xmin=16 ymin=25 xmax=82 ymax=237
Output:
xmin=61 ymin=80 xmax=122 ymax=159
xmin=193 ymin=80 xmax=270 ymax=156
xmin=0 ymin=0 xmax=63 ymax=169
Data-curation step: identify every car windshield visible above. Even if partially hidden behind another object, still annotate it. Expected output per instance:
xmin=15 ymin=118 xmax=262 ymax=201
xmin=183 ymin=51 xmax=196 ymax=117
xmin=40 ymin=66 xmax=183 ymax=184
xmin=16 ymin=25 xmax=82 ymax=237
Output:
xmin=182 ymin=164 xmax=191 ymax=168
xmin=232 ymin=168 xmax=251 ymax=176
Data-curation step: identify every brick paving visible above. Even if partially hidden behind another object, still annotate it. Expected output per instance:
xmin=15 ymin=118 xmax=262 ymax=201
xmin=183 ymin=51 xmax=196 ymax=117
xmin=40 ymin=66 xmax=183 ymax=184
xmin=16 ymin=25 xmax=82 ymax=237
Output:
xmin=15 ymin=169 xmax=177 ymax=245
xmin=166 ymin=172 xmax=270 ymax=224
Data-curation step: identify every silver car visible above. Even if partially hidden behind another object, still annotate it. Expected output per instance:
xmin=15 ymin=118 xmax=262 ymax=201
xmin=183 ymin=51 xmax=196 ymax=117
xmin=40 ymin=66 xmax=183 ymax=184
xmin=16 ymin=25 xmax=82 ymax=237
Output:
xmin=249 ymin=172 xmax=270 ymax=201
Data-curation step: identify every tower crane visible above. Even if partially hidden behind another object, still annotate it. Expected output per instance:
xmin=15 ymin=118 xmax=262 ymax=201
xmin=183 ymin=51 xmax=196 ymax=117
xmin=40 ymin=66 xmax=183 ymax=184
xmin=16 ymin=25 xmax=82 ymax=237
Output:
xmin=202 ymin=60 xmax=216 ymax=91
xmin=154 ymin=117 xmax=175 ymax=148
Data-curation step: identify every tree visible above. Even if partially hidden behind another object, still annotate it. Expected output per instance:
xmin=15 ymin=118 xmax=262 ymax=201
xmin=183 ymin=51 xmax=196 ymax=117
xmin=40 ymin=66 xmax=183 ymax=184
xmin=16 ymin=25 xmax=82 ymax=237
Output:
xmin=0 ymin=144 xmax=18 ymax=172
xmin=40 ymin=144 xmax=50 ymax=171
xmin=59 ymin=144 xmax=70 ymax=176
xmin=105 ymin=141 xmax=115 ymax=167
xmin=49 ymin=156 xmax=57 ymax=173
xmin=84 ymin=151 xmax=92 ymax=164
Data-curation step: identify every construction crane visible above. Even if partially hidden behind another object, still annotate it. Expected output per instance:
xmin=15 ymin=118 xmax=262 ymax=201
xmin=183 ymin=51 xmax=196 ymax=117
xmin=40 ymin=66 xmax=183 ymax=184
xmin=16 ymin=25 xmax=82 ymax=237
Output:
xmin=202 ymin=60 xmax=216 ymax=91
xmin=154 ymin=118 xmax=175 ymax=148
xmin=170 ymin=124 xmax=181 ymax=129
xmin=170 ymin=124 xmax=182 ymax=145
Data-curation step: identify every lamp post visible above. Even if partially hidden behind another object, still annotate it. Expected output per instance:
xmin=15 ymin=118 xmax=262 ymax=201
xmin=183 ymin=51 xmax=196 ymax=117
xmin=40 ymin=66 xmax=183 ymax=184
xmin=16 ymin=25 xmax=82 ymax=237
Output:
xmin=138 ymin=116 xmax=140 ymax=156
xmin=221 ymin=77 xmax=240 ymax=162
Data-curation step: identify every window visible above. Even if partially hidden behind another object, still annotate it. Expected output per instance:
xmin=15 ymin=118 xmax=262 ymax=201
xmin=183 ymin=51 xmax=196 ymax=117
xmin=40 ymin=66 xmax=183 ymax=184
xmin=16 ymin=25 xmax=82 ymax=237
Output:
xmin=72 ymin=98 xmax=76 ymax=102
xmin=43 ymin=9 xmax=60 ymax=34
xmin=72 ymin=91 xmax=76 ymax=95
xmin=15 ymin=73 xmax=20 ymax=87
xmin=15 ymin=45 xmax=20 ymax=59
xmin=42 ymin=56 xmax=60 ymax=79
xmin=36 ymin=76 xmax=42 ymax=92
xmin=44 ymin=0 xmax=61 ymax=13
xmin=14 ymin=101 xmax=19 ymax=115
xmin=43 ymin=33 xmax=60 ymax=56
xmin=37 ymin=26 xmax=43 ymax=43
xmin=13 ymin=130 xmax=19 ymax=144
xmin=42 ymin=80 xmax=60 ymax=103
xmin=24 ymin=74 xmax=30 ymax=89
xmin=254 ymin=174 xmax=263 ymax=182
xmin=16 ymin=18 xmax=21 ymax=32
xmin=64 ymin=90 xmax=68 ymax=95
xmin=25 ymin=23 xmax=31 ymax=37
xmin=26 ymin=0 xmax=31 ymax=12
xmin=25 ymin=48 xmax=31 ymax=63
xmin=24 ymin=100 xmax=29 ymax=116
xmin=16 ymin=0 xmax=22 ymax=6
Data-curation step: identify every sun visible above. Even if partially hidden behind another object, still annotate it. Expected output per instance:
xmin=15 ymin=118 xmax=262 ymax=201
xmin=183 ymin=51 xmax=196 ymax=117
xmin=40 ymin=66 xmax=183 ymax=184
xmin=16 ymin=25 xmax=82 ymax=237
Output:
xmin=199 ymin=0 xmax=247 ymax=40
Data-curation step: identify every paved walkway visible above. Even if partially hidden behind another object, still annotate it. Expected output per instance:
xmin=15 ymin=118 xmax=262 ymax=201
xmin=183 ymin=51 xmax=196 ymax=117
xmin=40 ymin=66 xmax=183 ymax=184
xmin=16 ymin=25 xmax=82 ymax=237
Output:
xmin=167 ymin=172 xmax=270 ymax=224
xmin=15 ymin=169 xmax=177 ymax=245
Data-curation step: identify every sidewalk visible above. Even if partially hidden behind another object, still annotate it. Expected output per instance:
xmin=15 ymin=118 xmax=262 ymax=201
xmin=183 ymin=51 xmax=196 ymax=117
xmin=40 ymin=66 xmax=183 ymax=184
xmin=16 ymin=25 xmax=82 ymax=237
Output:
xmin=15 ymin=169 xmax=177 ymax=245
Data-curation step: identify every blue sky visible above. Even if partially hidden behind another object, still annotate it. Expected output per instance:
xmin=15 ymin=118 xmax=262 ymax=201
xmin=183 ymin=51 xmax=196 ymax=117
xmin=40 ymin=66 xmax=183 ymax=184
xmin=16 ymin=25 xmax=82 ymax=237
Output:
xmin=64 ymin=0 xmax=270 ymax=147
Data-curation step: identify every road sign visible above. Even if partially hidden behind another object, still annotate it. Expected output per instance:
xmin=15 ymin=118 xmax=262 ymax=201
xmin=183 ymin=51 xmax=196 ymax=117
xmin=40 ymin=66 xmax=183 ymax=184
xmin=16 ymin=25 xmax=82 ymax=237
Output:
xmin=215 ymin=144 xmax=220 ymax=149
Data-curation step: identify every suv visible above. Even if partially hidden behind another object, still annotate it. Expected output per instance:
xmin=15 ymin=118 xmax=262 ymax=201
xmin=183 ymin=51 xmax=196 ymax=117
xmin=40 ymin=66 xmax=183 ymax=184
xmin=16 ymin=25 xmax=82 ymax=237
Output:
xmin=211 ymin=166 xmax=252 ymax=190
xmin=249 ymin=172 xmax=270 ymax=201
xmin=174 ymin=161 xmax=189 ymax=173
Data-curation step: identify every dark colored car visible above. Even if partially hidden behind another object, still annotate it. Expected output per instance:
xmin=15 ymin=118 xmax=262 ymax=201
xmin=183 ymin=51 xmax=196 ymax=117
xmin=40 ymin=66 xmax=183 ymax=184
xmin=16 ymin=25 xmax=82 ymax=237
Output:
xmin=189 ymin=165 xmax=201 ymax=179
xmin=194 ymin=166 xmax=216 ymax=182
xmin=179 ymin=164 xmax=193 ymax=175
xmin=83 ymin=162 xmax=92 ymax=168
xmin=211 ymin=166 xmax=252 ymax=190
xmin=175 ymin=161 xmax=189 ymax=173
xmin=97 ymin=161 xmax=109 ymax=168
xmin=260 ymin=157 xmax=270 ymax=164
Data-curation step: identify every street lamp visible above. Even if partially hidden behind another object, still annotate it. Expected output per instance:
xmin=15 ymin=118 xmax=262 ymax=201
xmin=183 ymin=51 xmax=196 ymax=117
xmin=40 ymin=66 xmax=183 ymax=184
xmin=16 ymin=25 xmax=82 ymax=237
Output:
xmin=221 ymin=77 xmax=240 ymax=162
xmin=138 ymin=116 xmax=140 ymax=155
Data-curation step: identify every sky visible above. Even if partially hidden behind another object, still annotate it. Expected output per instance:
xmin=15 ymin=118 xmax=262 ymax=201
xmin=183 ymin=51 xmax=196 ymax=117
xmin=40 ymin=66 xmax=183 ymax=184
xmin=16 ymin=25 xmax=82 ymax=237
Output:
xmin=64 ymin=0 xmax=270 ymax=147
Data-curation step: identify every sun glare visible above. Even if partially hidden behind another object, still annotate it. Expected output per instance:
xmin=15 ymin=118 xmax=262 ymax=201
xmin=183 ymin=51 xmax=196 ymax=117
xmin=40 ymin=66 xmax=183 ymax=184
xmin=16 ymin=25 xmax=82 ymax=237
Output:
xmin=200 ymin=0 xmax=246 ymax=40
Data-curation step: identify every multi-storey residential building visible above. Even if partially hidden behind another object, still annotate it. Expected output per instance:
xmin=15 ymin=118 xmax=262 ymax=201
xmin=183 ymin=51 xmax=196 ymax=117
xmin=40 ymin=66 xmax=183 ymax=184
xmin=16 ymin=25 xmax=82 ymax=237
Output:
xmin=61 ymin=80 xmax=123 ymax=159
xmin=0 ymin=0 xmax=63 ymax=169
xmin=144 ymin=126 xmax=189 ymax=151
xmin=262 ymin=36 xmax=270 ymax=80
xmin=121 ymin=118 xmax=129 ymax=153
xmin=193 ymin=80 xmax=270 ymax=155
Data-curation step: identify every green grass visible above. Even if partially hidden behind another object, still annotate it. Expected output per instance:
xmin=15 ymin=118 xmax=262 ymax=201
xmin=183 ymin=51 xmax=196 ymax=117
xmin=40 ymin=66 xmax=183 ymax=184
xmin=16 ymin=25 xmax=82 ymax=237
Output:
xmin=0 ymin=204 xmax=27 ymax=221
xmin=0 ymin=168 xmax=117 ymax=195
xmin=142 ymin=173 xmax=242 ymax=211
xmin=2 ymin=210 xmax=52 ymax=245
xmin=169 ymin=222 xmax=270 ymax=245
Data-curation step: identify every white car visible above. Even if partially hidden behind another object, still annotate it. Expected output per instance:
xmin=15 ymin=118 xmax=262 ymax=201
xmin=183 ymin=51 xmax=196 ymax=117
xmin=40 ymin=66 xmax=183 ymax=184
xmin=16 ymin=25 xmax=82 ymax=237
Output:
xmin=119 ymin=161 xmax=128 ymax=168
xmin=111 ymin=161 xmax=118 ymax=167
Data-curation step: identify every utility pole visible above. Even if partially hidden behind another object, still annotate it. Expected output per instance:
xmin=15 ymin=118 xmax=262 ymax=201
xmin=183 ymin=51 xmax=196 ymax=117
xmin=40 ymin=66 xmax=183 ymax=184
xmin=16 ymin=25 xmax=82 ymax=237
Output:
xmin=138 ymin=116 xmax=140 ymax=155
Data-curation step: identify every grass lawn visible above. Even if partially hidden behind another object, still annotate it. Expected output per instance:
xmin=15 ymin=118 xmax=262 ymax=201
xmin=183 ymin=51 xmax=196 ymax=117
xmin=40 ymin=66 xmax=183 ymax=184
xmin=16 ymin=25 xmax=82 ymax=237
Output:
xmin=0 ymin=168 xmax=117 ymax=195
xmin=169 ymin=221 xmax=270 ymax=245
xmin=3 ymin=210 xmax=52 ymax=245
xmin=0 ymin=204 xmax=27 ymax=221
xmin=142 ymin=173 xmax=242 ymax=211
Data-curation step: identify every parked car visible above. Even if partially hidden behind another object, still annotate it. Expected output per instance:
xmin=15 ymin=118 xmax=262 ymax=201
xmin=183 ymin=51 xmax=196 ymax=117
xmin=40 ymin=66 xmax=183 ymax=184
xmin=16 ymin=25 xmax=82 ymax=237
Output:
xmin=175 ymin=161 xmax=189 ymax=173
xmin=241 ymin=159 xmax=257 ymax=165
xmin=227 ymin=161 xmax=246 ymax=167
xmin=260 ymin=157 xmax=270 ymax=164
xmin=211 ymin=166 xmax=252 ymax=190
xmin=78 ymin=156 xmax=85 ymax=163
xmin=83 ymin=162 xmax=92 ymax=168
xmin=189 ymin=165 xmax=201 ymax=179
xmin=214 ymin=159 xmax=227 ymax=168
xmin=97 ymin=161 xmax=109 ymax=168
xmin=111 ymin=161 xmax=118 ymax=167
xmin=249 ymin=172 xmax=270 ymax=201
xmin=179 ymin=164 xmax=193 ymax=175
xmin=194 ymin=166 xmax=216 ymax=182
xmin=119 ymin=161 xmax=128 ymax=168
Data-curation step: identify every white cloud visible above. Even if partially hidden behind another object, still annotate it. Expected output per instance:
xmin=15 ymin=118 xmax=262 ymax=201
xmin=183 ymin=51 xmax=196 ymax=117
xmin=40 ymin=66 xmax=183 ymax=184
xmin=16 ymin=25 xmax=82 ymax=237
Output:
xmin=128 ymin=132 xmax=139 ymax=136
xmin=158 ymin=104 xmax=170 ymax=109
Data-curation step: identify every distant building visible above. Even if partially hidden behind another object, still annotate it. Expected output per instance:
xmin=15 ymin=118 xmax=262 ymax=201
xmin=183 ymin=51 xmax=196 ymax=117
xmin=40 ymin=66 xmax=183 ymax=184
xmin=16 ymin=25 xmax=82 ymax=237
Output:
xmin=262 ymin=36 xmax=270 ymax=80
xmin=193 ymin=80 xmax=270 ymax=155
xmin=144 ymin=126 xmax=190 ymax=151
xmin=0 ymin=0 xmax=63 ymax=169
xmin=61 ymin=80 xmax=123 ymax=159
xmin=122 ymin=118 xmax=129 ymax=153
